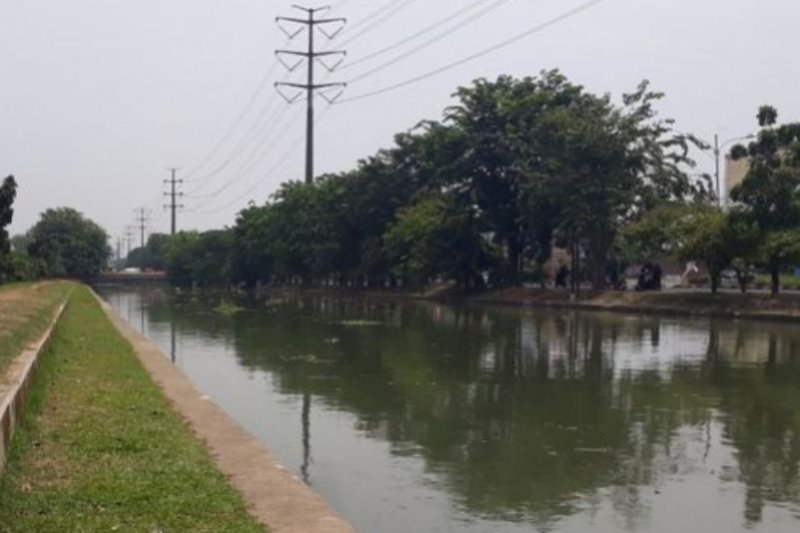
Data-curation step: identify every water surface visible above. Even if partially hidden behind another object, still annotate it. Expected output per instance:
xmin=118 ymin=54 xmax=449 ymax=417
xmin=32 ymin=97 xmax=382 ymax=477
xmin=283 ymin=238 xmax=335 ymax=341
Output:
xmin=98 ymin=286 xmax=800 ymax=533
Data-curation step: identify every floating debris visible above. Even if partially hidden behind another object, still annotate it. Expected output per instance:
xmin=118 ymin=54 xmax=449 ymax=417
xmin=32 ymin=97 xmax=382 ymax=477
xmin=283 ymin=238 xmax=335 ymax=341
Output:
xmin=339 ymin=320 xmax=383 ymax=327
xmin=574 ymin=447 xmax=612 ymax=454
xmin=214 ymin=301 xmax=244 ymax=316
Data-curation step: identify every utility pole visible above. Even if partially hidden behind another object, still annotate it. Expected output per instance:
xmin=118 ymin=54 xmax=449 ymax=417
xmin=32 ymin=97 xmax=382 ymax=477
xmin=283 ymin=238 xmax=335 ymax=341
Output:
xmin=116 ymin=237 xmax=122 ymax=270
xmin=134 ymin=208 xmax=149 ymax=249
xmin=124 ymin=227 xmax=134 ymax=256
xmin=164 ymin=168 xmax=183 ymax=235
xmin=276 ymin=5 xmax=347 ymax=185
xmin=714 ymin=134 xmax=721 ymax=207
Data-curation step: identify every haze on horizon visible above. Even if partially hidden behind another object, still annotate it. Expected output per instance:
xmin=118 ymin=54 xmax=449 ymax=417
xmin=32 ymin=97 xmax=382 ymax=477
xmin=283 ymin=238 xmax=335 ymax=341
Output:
xmin=1 ymin=0 xmax=798 ymax=242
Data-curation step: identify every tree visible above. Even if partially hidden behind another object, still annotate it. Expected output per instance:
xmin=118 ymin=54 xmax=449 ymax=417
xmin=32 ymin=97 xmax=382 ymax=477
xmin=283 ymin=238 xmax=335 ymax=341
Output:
xmin=383 ymin=196 xmax=495 ymax=290
xmin=0 ymin=176 xmax=17 ymax=282
xmin=126 ymin=233 xmax=170 ymax=271
xmin=730 ymin=106 xmax=800 ymax=296
xmin=28 ymin=207 xmax=110 ymax=279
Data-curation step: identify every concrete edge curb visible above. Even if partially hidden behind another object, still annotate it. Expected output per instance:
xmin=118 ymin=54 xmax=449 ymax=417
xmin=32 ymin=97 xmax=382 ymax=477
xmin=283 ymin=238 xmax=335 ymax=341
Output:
xmin=91 ymin=289 xmax=356 ymax=533
xmin=0 ymin=286 xmax=72 ymax=475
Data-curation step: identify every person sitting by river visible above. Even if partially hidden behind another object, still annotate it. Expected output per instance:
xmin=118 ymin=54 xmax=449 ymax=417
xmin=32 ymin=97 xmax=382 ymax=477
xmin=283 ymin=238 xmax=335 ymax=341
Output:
xmin=555 ymin=265 xmax=570 ymax=288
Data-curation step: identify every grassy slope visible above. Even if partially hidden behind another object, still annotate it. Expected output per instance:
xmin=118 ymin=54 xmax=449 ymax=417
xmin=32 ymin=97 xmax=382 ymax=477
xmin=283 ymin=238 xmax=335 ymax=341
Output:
xmin=0 ymin=281 xmax=72 ymax=372
xmin=0 ymin=286 xmax=264 ymax=532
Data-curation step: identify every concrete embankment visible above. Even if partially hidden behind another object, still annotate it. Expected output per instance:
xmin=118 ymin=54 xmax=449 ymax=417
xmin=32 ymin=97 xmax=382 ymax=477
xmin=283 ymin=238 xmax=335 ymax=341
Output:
xmin=0 ymin=286 xmax=69 ymax=474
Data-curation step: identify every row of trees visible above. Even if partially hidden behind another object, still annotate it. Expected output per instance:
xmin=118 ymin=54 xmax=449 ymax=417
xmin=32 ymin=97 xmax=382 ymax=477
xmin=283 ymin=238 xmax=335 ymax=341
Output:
xmin=127 ymin=73 xmax=800 ymax=297
xmin=136 ymin=71 xmax=720 ymax=291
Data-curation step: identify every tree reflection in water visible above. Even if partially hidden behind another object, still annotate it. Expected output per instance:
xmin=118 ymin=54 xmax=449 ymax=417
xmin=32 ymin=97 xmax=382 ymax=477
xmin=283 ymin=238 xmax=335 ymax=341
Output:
xmin=102 ymin=286 xmax=800 ymax=531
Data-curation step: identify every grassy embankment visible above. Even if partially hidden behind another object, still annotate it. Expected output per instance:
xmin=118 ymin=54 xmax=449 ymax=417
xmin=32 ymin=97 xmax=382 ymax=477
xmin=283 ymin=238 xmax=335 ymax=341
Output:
xmin=0 ymin=281 xmax=72 ymax=373
xmin=0 ymin=285 xmax=265 ymax=532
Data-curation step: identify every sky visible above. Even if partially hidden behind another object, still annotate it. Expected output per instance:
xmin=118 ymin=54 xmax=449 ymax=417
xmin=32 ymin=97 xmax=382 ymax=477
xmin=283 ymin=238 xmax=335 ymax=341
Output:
xmin=1 ymin=0 xmax=799 ymax=246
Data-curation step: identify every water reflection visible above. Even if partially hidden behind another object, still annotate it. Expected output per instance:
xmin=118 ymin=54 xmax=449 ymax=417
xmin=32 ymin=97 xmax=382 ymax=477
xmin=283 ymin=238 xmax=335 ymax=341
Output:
xmin=98 ymin=286 xmax=800 ymax=533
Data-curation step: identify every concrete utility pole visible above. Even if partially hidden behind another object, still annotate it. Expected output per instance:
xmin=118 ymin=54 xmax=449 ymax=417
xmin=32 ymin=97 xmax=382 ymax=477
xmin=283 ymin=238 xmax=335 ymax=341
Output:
xmin=276 ymin=5 xmax=347 ymax=185
xmin=714 ymin=134 xmax=721 ymax=206
xmin=134 ymin=208 xmax=149 ymax=249
xmin=116 ymin=237 xmax=122 ymax=270
xmin=164 ymin=168 xmax=183 ymax=235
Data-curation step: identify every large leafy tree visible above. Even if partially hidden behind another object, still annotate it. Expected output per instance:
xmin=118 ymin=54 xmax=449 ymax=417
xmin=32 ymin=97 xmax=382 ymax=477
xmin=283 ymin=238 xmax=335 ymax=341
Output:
xmin=731 ymin=106 xmax=800 ymax=296
xmin=505 ymin=73 xmax=698 ymax=289
xmin=28 ymin=207 xmax=110 ymax=279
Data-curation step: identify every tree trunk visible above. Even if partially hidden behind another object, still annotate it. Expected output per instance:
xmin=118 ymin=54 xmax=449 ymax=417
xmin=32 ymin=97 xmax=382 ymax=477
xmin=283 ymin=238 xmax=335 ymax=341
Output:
xmin=771 ymin=266 xmax=780 ymax=298
xmin=710 ymin=272 xmax=720 ymax=295
xmin=570 ymin=241 xmax=580 ymax=297
xmin=587 ymin=229 xmax=611 ymax=291
xmin=735 ymin=268 xmax=748 ymax=294
xmin=507 ymin=234 xmax=522 ymax=286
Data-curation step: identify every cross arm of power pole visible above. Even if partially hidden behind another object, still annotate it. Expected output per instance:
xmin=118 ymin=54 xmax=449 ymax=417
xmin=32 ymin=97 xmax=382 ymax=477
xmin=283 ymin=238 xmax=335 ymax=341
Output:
xmin=276 ymin=82 xmax=347 ymax=90
xmin=276 ymin=16 xmax=346 ymax=25
xmin=275 ymin=81 xmax=347 ymax=104
xmin=276 ymin=50 xmax=346 ymax=58
xmin=277 ymin=49 xmax=346 ymax=72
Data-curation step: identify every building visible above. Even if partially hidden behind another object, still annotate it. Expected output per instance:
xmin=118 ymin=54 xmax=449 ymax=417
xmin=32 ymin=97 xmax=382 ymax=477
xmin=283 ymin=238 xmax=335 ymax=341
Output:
xmin=724 ymin=155 xmax=750 ymax=206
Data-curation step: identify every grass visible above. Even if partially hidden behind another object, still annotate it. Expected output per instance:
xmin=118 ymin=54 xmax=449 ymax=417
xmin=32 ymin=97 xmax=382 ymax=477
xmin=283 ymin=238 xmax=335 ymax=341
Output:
xmin=0 ymin=286 xmax=265 ymax=532
xmin=0 ymin=281 xmax=72 ymax=373
xmin=754 ymin=273 xmax=800 ymax=290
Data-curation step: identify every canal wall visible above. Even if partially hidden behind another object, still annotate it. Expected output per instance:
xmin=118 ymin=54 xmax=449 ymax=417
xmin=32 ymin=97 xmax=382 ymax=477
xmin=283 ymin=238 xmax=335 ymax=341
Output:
xmin=93 ymin=291 xmax=355 ymax=533
xmin=0 ymin=295 xmax=70 ymax=475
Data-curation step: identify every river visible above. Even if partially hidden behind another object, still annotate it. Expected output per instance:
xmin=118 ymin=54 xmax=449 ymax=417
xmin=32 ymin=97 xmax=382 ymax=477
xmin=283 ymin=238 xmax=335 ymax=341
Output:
xmin=97 ymin=285 xmax=800 ymax=533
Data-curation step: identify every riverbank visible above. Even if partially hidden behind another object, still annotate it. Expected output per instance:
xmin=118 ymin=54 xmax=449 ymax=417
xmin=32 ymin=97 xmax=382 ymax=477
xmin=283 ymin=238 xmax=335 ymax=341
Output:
xmin=248 ymin=283 xmax=800 ymax=322
xmin=473 ymin=287 xmax=800 ymax=322
xmin=0 ymin=285 xmax=265 ymax=532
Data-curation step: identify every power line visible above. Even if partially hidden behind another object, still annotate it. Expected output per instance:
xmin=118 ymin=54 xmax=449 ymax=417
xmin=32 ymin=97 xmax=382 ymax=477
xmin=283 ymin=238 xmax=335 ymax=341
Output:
xmin=339 ymin=0 xmax=609 ymax=104
xmin=183 ymin=61 xmax=280 ymax=181
xmin=185 ymin=93 xmax=291 ymax=196
xmin=343 ymin=0 xmax=405 ymax=33
xmin=187 ymin=104 xmax=305 ymax=208
xmin=342 ymin=0 xmax=498 ymax=70
xmin=347 ymin=0 xmax=514 ymax=84
xmin=188 ymin=106 xmax=334 ymax=216
xmin=336 ymin=0 xmax=420 ymax=48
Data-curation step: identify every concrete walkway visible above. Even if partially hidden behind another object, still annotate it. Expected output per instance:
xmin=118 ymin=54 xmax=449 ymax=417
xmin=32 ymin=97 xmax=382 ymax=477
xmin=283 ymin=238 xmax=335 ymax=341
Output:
xmin=95 ymin=293 xmax=356 ymax=533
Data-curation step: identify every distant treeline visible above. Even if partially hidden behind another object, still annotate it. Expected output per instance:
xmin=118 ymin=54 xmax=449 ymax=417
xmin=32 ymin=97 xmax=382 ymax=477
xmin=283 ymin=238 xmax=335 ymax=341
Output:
xmin=125 ymin=71 xmax=800 ymax=296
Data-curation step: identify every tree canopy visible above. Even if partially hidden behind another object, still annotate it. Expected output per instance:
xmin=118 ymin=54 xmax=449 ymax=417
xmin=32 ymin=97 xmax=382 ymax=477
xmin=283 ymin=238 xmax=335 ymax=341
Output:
xmin=161 ymin=71 xmax=704 ymax=291
xmin=28 ymin=207 xmax=110 ymax=279
xmin=731 ymin=106 xmax=800 ymax=295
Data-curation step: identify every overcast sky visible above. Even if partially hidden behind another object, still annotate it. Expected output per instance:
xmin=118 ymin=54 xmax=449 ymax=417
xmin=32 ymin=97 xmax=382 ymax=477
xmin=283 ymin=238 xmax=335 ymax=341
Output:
xmin=2 ymin=0 xmax=799 ymax=244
